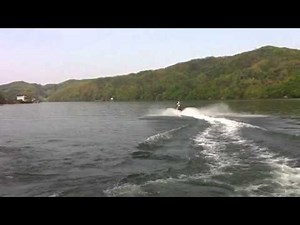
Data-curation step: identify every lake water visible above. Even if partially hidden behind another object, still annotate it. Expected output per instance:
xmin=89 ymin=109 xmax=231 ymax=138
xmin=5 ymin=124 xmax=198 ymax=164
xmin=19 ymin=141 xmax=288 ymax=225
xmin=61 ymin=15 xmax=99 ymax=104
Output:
xmin=0 ymin=99 xmax=300 ymax=197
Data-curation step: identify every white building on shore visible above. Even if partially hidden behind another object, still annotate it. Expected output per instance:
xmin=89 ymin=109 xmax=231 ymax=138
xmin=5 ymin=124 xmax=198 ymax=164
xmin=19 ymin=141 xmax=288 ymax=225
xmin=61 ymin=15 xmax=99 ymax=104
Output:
xmin=16 ymin=95 xmax=29 ymax=102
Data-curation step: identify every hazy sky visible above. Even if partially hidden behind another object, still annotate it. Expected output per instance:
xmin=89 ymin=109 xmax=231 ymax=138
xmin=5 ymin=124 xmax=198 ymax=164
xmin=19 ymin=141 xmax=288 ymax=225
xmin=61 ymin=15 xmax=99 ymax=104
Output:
xmin=1 ymin=28 xmax=300 ymax=85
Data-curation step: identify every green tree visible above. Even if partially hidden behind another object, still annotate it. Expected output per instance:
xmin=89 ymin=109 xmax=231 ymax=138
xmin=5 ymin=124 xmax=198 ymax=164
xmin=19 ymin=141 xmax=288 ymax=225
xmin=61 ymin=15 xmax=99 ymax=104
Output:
xmin=0 ymin=92 xmax=6 ymax=104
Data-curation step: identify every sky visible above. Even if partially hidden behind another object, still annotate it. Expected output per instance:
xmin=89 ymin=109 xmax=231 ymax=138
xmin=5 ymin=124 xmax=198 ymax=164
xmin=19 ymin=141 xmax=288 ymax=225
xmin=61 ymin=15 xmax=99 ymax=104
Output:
xmin=1 ymin=28 xmax=300 ymax=85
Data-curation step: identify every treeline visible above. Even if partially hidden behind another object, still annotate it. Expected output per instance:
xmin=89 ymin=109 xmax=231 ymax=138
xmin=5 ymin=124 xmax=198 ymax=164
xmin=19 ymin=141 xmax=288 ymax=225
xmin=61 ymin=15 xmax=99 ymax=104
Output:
xmin=1 ymin=46 xmax=300 ymax=102
xmin=47 ymin=46 xmax=300 ymax=101
xmin=0 ymin=92 xmax=5 ymax=104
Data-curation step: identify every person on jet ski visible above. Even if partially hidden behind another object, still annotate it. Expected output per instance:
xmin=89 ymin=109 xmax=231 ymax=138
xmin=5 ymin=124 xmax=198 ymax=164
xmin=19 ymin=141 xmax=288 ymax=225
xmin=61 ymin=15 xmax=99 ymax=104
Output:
xmin=176 ymin=101 xmax=182 ymax=111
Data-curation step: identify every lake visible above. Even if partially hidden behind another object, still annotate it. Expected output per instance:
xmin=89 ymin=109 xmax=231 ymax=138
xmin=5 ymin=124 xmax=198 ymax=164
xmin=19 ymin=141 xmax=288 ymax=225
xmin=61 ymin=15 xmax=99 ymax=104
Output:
xmin=0 ymin=99 xmax=300 ymax=196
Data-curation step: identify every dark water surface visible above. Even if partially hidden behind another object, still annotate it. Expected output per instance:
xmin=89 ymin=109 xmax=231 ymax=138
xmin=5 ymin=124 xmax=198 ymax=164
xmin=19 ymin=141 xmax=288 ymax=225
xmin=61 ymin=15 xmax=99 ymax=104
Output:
xmin=0 ymin=100 xmax=299 ymax=196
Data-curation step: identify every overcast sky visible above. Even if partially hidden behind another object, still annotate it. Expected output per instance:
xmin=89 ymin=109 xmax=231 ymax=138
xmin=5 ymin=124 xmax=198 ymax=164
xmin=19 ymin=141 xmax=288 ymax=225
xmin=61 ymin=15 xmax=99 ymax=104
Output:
xmin=1 ymin=28 xmax=300 ymax=85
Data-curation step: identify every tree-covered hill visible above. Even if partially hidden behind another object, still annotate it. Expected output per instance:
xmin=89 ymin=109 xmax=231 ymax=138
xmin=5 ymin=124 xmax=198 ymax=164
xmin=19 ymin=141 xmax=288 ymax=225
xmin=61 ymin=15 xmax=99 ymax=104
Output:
xmin=0 ymin=81 xmax=46 ymax=103
xmin=1 ymin=46 xmax=300 ymax=102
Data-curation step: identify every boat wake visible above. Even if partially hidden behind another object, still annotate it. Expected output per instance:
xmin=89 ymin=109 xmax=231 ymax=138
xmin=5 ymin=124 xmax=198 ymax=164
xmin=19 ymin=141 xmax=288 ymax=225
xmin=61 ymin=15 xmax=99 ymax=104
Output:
xmin=105 ymin=103 xmax=300 ymax=197
xmin=137 ymin=125 xmax=188 ymax=150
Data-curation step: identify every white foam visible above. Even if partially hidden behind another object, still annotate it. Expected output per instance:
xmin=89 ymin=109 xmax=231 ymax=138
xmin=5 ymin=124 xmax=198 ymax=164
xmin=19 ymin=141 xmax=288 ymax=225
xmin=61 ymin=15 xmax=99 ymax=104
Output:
xmin=147 ymin=108 xmax=180 ymax=117
xmin=234 ymin=183 xmax=271 ymax=197
xmin=145 ymin=177 xmax=180 ymax=185
xmin=190 ymin=107 xmax=252 ymax=175
xmin=104 ymin=183 xmax=148 ymax=197
xmin=104 ymin=170 xmax=238 ymax=197
xmin=144 ymin=131 xmax=172 ymax=143
xmin=147 ymin=104 xmax=267 ymax=127
xmin=180 ymin=107 xmax=264 ymax=130
xmin=236 ymin=161 xmax=300 ymax=197
xmin=225 ymin=132 xmax=300 ymax=196
xmin=194 ymin=103 xmax=232 ymax=117
xmin=104 ymin=175 xmax=188 ymax=197
xmin=141 ymin=125 xmax=187 ymax=147
xmin=104 ymin=173 xmax=214 ymax=197
xmin=183 ymin=103 xmax=267 ymax=118
xmin=142 ymin=103 xmax=300 ymax=196
xmin=266 ymin=159 xmax=300 ymax=196
xmin=49 ymin=193 xmax=59 ymax=197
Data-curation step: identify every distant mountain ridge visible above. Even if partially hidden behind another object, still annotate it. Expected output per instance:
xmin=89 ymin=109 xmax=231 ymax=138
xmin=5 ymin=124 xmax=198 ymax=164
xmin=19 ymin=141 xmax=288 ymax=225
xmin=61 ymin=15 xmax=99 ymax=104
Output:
xmin=1 ymin=45 xmax=300 ymax=103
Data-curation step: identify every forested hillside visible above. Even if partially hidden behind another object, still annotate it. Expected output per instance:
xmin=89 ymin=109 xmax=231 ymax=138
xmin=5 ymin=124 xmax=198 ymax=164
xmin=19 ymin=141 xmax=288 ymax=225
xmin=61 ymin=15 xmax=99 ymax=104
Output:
xmin=1 ymin=46 xmax=300 ymax=102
